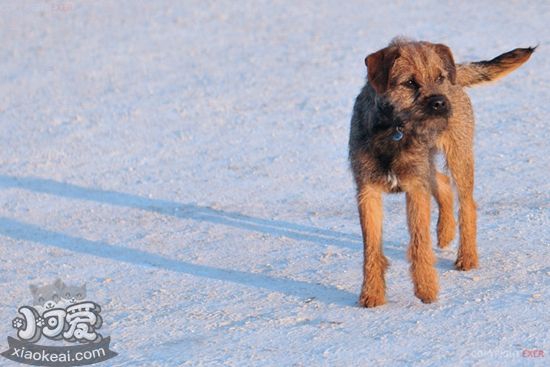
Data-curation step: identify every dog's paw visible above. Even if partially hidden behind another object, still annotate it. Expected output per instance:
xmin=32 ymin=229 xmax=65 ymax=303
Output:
xmin=414 ymin=289 xmax=438 ymax=304
xmin=413 ymin=279 xmax=439 ymax=304
xmin=437 ymin=220 xmax=456 ymax=249
xmin=455 ymin=256 xmax=478 ymax=271
xmin=359 ymin=290 xmax=385 ymax=308
xmin=437 ymin=237 xmax=453 ymax=249
xmin=418 ymin=294 xmax=437 ymax=304
xmin=437 ymin=214 xmax=456 ymax=248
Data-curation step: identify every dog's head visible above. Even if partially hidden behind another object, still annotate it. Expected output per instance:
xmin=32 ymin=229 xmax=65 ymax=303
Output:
xmin=365 ymin=38 xmax=456 ymax=122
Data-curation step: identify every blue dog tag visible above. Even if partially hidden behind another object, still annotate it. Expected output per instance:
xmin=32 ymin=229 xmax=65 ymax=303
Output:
xmin=392 ymin=127 xmax=403 ymax=141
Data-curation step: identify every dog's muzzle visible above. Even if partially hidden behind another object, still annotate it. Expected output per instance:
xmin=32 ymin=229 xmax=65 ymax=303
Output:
xmin=425 ymin=95 xmax=451 ymax=117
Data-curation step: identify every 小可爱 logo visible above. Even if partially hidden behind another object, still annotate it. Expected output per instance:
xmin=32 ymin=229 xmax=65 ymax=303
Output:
xmin=1 ymin=278 xmax=117 ymax=366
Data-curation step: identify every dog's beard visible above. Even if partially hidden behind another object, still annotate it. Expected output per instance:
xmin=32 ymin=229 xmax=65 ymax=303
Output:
xmin=375 ymin=101 xmax=449 ymax=134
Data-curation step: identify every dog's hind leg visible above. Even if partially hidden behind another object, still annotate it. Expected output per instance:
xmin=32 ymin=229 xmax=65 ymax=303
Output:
xmin=357 ymin=184 xmax=388 ymax=307
xmin=406 ymin=186 xmax=439 ymax=303
xmin=446 ymin=145 xmax=479 ymax=271
xmin=431 ymin=171 xmax=456 ymax=248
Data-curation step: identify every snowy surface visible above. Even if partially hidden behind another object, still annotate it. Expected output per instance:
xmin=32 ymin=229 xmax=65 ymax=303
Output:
xmin=0 ymin=1 xmax=548 ymax=366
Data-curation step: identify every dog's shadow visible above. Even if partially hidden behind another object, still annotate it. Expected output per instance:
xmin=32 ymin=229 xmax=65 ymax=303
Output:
xmin=0 ymin=175 xmax=365 ymax=306
xmin=0 ymin=175 xmax=455 ymax=305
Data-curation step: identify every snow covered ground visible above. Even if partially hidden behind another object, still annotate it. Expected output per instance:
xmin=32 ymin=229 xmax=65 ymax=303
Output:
xmin=0 ymin=1 xmax=548 ymax=366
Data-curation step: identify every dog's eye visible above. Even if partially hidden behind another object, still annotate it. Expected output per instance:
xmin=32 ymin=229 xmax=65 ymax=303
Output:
xmin=436 ymin=74 xmax=445 ymax=84
xmin=404 ymin=79 xmax=419 ymax=89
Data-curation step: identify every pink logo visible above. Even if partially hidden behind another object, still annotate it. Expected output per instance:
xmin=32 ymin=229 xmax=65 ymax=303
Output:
xmin=522 ymin=349 xmax=544 ymax=358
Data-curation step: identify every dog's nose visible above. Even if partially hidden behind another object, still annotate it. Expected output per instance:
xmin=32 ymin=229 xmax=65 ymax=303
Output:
xmin=428 ymin=95 xmax=447 ymax=111
xmin=426 ymin=95 xmax=450 ymax=116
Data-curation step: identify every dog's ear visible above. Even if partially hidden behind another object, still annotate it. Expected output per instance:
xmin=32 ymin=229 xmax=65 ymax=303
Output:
xmin=365 ymin=47 xmax=399 ymax=94
xmin=433 ymin=43 xmax=456 ymax=84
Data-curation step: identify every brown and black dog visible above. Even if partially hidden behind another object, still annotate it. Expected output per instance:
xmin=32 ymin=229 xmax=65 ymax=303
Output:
xmin=349 ymin=38 xmax=534 ymax=307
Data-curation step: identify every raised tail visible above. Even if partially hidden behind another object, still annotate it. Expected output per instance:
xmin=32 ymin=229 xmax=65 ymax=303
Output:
xmin=456 ymin=46 xmax=536 ymax=87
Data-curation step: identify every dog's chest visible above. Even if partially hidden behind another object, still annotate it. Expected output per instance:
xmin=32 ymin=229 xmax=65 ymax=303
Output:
xmin=374 ymin=149 xmax=400 ymax=185
xmin=386 ymin=171 xmax=399 ymax=190
xmin=374 ymin=153 xmax=403 ymax=191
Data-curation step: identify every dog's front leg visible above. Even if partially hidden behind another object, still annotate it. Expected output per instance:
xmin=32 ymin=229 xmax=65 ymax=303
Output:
xmin=406 ymin=187 xmax=439 ymax=303
xmin=357 ymin=184 xmax=388 ymax=307
xmin=446 ymin=145 xmax=479 ymax=271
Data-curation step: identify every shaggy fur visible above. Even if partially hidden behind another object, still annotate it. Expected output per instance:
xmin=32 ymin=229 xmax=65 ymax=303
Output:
xmin=349 ymin=38 xmax=534 ymax=307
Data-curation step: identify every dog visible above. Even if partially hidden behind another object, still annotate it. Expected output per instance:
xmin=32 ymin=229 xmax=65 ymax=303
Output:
xmin=348 ymin=38 xmax=534 ymax=307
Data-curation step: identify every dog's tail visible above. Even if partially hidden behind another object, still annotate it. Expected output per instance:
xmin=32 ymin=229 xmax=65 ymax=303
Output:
xmin=456 ymin=47 xmax=536 ymax=87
